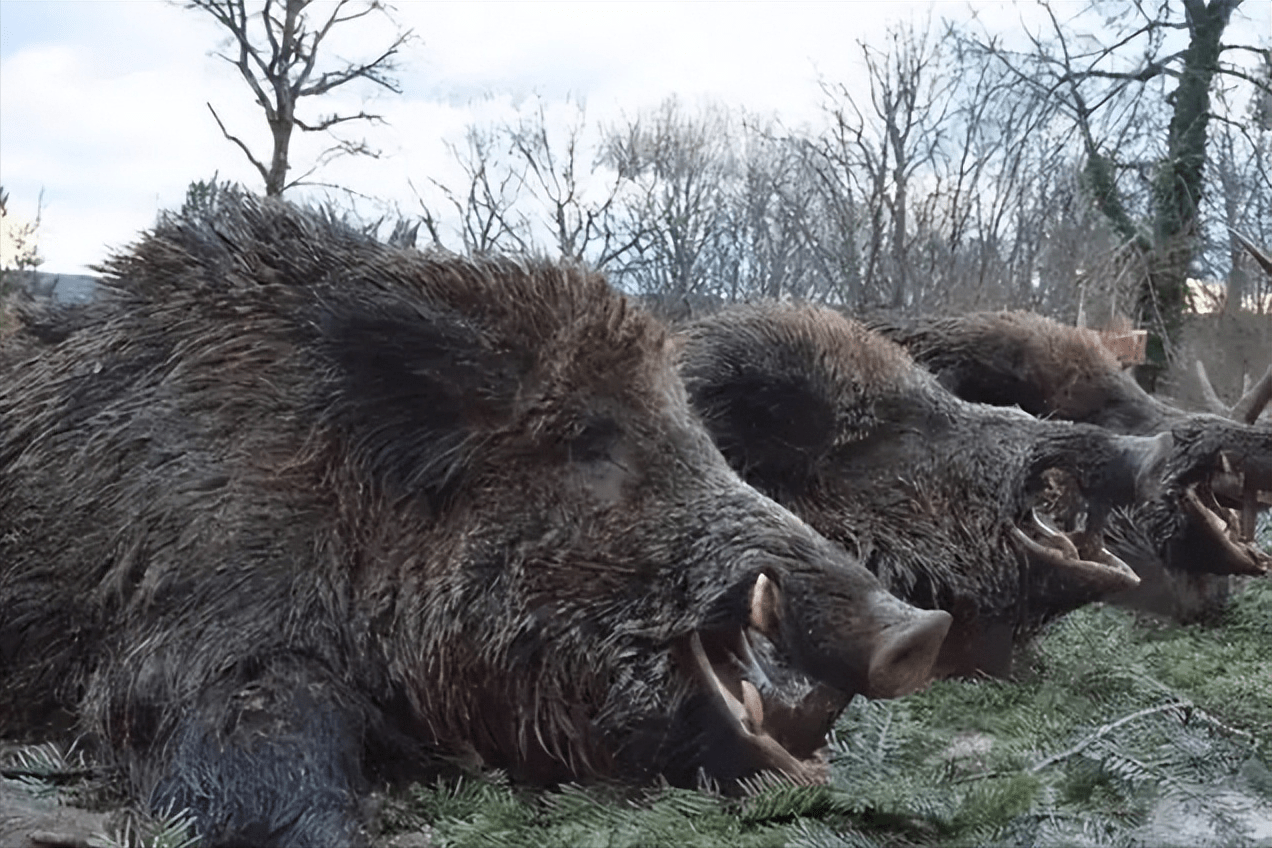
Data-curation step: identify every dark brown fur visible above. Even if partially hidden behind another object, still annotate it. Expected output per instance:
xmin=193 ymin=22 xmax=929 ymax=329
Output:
xmin=1 ymin=200 xmax=950 ymax=847
xmin=875 ymin=310 xmax=1272 ymax=620
xmin=875 ymin=311 xmax=1178 ymax=432
xmin=678 ymin=304 xmax=1169 ymax=679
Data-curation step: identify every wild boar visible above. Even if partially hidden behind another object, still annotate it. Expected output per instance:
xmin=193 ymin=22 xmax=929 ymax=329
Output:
xmin=677 ymin=303 xmax=1215 ymax=678
xmin=872 ymin=310 xmax=1270 ymax=433
xmin=876 ymin=310 xmax=1271 ymax=619
xmin=0 ymin=199 xmax=951 ymax=848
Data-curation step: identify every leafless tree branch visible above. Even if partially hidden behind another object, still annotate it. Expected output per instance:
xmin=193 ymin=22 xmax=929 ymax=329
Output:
xmin=187 ymin=0 xmax=414 ymax=196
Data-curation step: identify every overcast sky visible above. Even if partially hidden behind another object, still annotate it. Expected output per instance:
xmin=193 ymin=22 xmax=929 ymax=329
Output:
xmin=2 ymin=0 xmax=1268 ymax=274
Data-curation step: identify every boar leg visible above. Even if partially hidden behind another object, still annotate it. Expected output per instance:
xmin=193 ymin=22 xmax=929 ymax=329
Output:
xmin=146 ymin=660 xmax=369 ymax=848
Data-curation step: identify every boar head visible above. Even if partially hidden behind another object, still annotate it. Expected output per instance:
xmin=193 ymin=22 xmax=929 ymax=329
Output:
xmin=875 ymin=310 xmax=1271 ymax=619
xmin=679 ymin=304 xmax=1172 ymax=678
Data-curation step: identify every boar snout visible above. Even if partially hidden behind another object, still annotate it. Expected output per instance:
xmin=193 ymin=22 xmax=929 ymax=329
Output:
xmin=865 ymin=602 xmax=954 ymax=698
xmin=763 ymin=570 xmax=952 ymax=701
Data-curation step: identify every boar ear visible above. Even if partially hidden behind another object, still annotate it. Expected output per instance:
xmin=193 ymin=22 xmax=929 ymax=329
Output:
xmin=689 ymin=372 xmax=837 ymax=495
xmin=318 ymin=302 xmax=528 ymax=509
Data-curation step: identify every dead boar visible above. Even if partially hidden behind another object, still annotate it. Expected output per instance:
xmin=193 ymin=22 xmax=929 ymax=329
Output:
xmin=0 ymin=199 xmax=951 ymax=848
xmin=872 ymin=309 xmax=1269 ymax=433
xmin=677 ymin=303 xmax=1197 ymax=679
xmin=875 ymin=310 xmax=1271 ymax=620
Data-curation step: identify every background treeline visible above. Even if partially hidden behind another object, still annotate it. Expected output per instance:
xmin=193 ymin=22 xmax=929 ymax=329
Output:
xmin=408 ymin=10 xmax=1271 ymax=346
xmin=6 ymin=2 xmax=1269 ymax=376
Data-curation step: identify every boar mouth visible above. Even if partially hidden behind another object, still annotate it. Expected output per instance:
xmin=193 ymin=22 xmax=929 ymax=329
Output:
xmin=679 ymin=572 xmax=949 ymax=786
xmin=1015 ymin=469 xmax=1140 ymax=593
xmin=1176 ymin=453 xmax=1271 ymax=576
xmin=681 ymin=572 xmax=846 ymax=786
xmin=1011 ymin=508 xmax=1139 ymax=592
xmin=684 ymin=624 xmax=840 ymax=785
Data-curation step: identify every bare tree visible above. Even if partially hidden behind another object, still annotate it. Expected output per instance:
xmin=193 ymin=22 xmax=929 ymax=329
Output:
xmin=506 ymin=97 xmax=645 ymax=266
xmin=1208 ymin=50 xmax=1272 ymax=313
xmin=419 ymin=98 xmax=832 ymax=306
xmin=725 ymin=127 xmax=819 ymax=301
xmin=600 ymin=99 xmax=739 ymax=301
xmin=0 ymin=187 xmax=43 ymax=298
xmin=188 ymin=0 xmax=413 ymax=196
xmin=411 ymin=97 xmax=649 ymax=263
xmin=793 ymin=127 xmax=868 ymax=307
xmin=810 ymin=17 xmax=1071 ymax=314
xmin=817 ymin=20 xmax=957 ymax=310
xmin=414 ymin=124 xmax=531 ymax=255
xmin=967 ymin=0 xmax=1269 ymax=384
xmin=416 ymin=8 xmax=1259 ymax=326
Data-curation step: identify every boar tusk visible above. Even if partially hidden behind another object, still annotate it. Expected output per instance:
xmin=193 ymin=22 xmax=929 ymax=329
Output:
xmin=1011 ymin=526 xmax=1141 ymax=592
xmin=690 ymin=631 xmax=765 ymax=735
xmin=688 ymin=632 xmax=748 ymax=727
xmin=749 ymin=573 xmax=781 ymax=639
xmin=1211 ymin=468 xmax=1272 ymax=509
xmin=1028 ymin=509 xmax=1081 ymax=560
xmin=1198 ymin=358 xmax=1272 ymax=425
xmin=686 ymin=633 xmax=823 ymax=784
xmin=735 ymin=629 xmax=774 ymax=691
xmin=1182 ymin=484 xmax=1268 ymax=576
xmin=1184 ymin=484 xmax=1231 ymax=538
xmin=740 ymin=679 xmax=765 ymax=734
xmin=1242 ymin=475 xmax=1260 ymax=541
xmin=1232 ymin=364 xmax=1272 ymax=426
xmin=1229 ymin=228 xmax=1272 ymax=278
xmin=1195 ymin=360 xmax=1230 ymax=417
xmin=1209 ymin=470 xmax=1243 ymax=502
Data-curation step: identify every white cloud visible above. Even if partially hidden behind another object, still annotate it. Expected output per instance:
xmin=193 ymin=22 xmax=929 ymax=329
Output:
xmin=1 ymin=0 xmax=1267 ymax=273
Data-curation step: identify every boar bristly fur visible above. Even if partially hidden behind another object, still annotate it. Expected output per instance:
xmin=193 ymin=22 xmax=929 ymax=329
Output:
xmin=875 ymin=311 xmax=1177 ymax=432
xmin=876 ymin=310 xmax=1271 ymax=620
xmin=679 ymin=304 xmax=1177 ymax=678
xmin=1 ymin=199 xmax=950 ymax=847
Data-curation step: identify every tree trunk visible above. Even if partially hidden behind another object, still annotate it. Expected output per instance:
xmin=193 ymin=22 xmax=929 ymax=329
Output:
xmin=265 ymin=114 xmax=293 ymax=197
xmin=1139 ymin=0 xmax=1239 ymax=347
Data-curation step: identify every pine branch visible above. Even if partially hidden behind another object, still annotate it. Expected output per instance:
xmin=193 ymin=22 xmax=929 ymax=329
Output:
xmin=1028 ymin=701 xmax=1190 ymax=774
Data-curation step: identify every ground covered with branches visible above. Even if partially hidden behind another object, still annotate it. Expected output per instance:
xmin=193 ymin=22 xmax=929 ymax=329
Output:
xmin=373 ymin=577 xmax=1272 ymax=848
xmin=5 ymin=557 xmax=1271 ymax=848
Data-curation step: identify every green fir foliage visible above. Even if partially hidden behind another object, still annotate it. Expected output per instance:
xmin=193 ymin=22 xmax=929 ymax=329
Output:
xmin=390 ymin=579 xmax=1272 ymax=847
xmin=91 ymin=807 xmax=203 ymax=848
xmin=1 ymin=742 xmax=199 ymax=848
xmin=6 ymin=580 xmax=1267 ymax=847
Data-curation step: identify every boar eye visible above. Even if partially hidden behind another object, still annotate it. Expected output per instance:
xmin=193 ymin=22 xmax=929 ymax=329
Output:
xmin=567 ymin=417 xmax=621 ymax=464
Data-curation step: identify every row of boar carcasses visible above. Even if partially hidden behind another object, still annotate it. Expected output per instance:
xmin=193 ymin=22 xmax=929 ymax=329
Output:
xmin=2 ymin=198 xmax=1267 ymax=848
